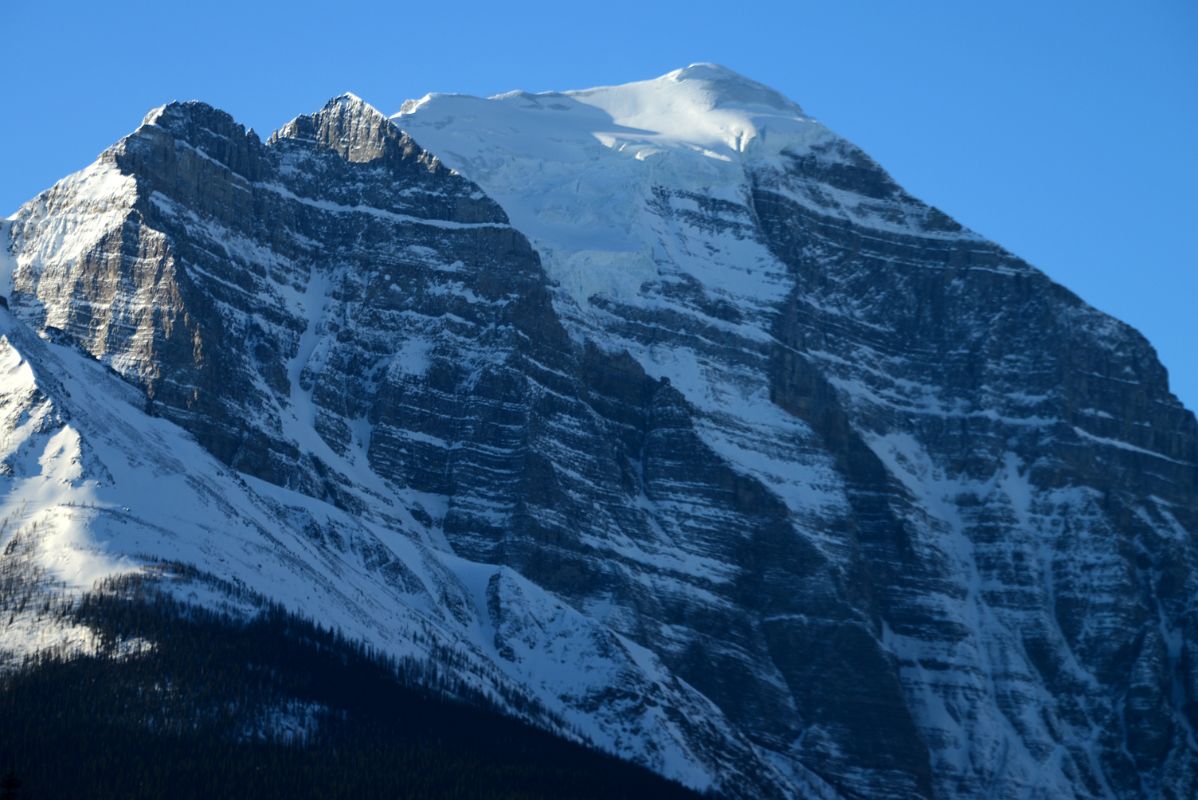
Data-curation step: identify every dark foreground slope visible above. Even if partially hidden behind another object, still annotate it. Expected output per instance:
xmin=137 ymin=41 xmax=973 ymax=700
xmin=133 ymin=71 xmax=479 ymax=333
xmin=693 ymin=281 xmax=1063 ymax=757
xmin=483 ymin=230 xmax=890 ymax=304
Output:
xmin=0 ymin=582 xmax=698 ymax=800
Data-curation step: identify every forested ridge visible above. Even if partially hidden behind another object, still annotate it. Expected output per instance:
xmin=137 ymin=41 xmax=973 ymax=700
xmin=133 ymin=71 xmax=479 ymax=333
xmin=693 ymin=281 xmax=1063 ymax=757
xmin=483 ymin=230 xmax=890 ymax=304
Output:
xmin=0 ymin=577 xmax=701 ymax=799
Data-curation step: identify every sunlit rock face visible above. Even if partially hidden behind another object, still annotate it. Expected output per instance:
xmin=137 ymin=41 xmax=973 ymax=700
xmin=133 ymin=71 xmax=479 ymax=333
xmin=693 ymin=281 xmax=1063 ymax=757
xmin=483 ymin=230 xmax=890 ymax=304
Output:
xmin=3 ymin=65 xmax=1196 ymax=799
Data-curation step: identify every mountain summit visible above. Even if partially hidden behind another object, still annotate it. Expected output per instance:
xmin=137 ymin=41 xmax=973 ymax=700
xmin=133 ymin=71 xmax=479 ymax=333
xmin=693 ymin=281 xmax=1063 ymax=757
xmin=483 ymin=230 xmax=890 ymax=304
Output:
xmin=558 ymin=61 xmax=812 ymax=151
xmin=2 ymin=68 xmax=1196 ymax=799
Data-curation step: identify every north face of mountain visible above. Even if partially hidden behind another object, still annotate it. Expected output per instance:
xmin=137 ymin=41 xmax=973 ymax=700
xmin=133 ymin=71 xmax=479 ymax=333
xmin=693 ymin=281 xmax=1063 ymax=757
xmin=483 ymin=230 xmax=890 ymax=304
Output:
xmin=2 ymin=65 xmax=1196 ymax=800
xmin=399 ymin=63 xmax=1198 ymax=799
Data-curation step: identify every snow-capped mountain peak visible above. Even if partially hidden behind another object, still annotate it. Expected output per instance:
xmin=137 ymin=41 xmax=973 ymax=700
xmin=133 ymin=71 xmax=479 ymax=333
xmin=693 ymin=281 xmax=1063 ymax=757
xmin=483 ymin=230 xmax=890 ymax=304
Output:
xmin=3 ymin=66 xmax=1196 ymax=800
xmin=322 ymin=91 xmax=389 ymax=123
xmin=390 ymin=65 xmax=923 ymax=319
xmin=399 ymin=63 xmax=824 ymax=163
xmin=559 ymin=62 xmax=813 ymax=156
xmin=659 ymin=61 xmax=802 ymax=110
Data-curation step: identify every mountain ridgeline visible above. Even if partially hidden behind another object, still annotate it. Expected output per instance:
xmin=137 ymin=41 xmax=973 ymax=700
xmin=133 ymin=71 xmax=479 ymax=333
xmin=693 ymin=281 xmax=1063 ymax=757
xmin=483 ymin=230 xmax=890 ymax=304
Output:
xmin=1 ymin=66 xmax=1195 ymax=799
xmin=0 ymin=577 xmax=699 ymax=800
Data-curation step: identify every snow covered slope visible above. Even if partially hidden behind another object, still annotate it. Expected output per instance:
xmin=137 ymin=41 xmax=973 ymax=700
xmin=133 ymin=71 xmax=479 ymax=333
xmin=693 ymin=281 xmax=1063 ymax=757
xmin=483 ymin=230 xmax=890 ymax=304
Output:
xmin=395 ymin=64 xmax=953 ymax=308
xmin=0 ymin=302 xmax=796 ymax=795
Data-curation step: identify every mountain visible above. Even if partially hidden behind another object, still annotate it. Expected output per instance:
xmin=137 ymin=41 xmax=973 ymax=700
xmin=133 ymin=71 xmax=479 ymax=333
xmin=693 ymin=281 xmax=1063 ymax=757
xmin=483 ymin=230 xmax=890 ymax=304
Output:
xmin=2 ymin=65 xmax=1196 ymax=799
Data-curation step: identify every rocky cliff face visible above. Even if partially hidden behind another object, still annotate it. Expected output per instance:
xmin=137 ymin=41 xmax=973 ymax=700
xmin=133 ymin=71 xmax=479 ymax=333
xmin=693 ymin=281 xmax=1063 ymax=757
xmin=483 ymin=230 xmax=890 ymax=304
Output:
xmin=2 ymin=66 xmax=1196 ymax=799
xmin=752 ymin=147 xmax=1198 ymax=797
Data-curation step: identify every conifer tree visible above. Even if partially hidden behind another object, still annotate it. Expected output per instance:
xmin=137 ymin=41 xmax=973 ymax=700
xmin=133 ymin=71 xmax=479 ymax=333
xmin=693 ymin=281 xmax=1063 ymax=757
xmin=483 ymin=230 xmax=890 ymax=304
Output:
xmin=0 ymin=768 xmax=20 ymax=800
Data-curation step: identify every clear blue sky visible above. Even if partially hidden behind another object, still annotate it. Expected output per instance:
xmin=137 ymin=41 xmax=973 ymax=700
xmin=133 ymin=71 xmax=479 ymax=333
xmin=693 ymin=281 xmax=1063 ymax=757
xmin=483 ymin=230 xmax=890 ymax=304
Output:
xmin=3 ymin=1 xmax=1195 ymax=410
